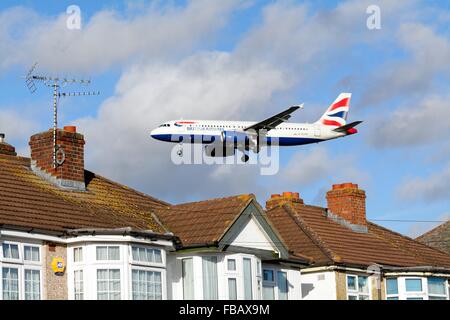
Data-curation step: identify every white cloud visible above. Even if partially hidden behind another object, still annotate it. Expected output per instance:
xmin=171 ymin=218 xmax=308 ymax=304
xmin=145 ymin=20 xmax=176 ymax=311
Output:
xmin=280 ymin=146 xmax=368 ymax=185
xmin=0 ymin=109 xmax=39 ymax=155
xmin=368 ymin=94 xmax=450 ymax=147
xmin=397 ymin=164 xmax=450 ymax=202
xmin=0 ymin=1 xmax=241 ymax=73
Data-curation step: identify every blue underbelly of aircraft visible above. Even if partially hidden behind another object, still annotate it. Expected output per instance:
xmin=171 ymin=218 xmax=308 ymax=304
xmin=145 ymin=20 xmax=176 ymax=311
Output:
xmin=151 ymin=134 xmax=323 ymax=146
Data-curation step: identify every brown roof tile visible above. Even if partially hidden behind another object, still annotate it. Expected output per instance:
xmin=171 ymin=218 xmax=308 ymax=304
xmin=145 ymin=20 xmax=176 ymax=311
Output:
xmin=266 ymin=202 xmax=450 ymax=268
xmin=0 ymin=154 xmax=168 ymax=234
xmin=155 ymin=194 xmax=254 ymax=246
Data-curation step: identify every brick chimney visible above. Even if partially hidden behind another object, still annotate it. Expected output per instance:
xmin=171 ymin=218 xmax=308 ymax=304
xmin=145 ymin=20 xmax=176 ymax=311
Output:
xmin=326 ymin=183 xmax=367 ymax=232
xmin=266 ymin=192 xmax=304 ymax=210
xmin=29 ymin=126 xmax=85 ymax=191
xmin=0 ymin=133 xmax=17 ymax=156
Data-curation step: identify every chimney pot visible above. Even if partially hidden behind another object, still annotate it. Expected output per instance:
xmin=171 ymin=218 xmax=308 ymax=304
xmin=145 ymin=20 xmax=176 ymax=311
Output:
xmin=64 ymin=126 xmax=77 ymax=133
xmin=266 ymin=191 xmax=303 ymax=210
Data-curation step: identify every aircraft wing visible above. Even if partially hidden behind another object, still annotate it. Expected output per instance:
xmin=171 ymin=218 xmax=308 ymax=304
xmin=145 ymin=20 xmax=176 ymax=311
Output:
xmin=244 ymin=104 xmax=303 ymax=132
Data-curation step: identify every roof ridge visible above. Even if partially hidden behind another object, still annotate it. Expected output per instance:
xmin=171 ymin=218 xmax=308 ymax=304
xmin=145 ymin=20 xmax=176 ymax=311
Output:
xmin=368 ymin=221 xmax=450 ymax=262
xmin=283 ymin=203 xmax=338 ymax=264
xmin=416 ymin=220 xmax=450 ymax=241
xmin=173 ymin=194 xmax=255 ymax=207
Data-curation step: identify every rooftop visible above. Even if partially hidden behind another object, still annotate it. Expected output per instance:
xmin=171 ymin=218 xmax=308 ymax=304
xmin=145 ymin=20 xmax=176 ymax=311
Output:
xmin=266 ymin=201 xmax=450 ymax=268
xmin=0 ymin=153 xmax=169 ymax=236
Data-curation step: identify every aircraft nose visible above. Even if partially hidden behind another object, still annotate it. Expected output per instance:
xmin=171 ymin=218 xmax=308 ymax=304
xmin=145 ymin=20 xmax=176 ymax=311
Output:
xmin=150 ymin=128 xmax=159 ymax=138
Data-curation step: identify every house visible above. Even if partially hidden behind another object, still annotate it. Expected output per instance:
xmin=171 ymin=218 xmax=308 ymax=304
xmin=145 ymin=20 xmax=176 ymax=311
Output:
xmin=0 ymin=127 xmax=178 ymax=300
xmin=265 ymin=185 xmax=450 ymax=300
xmin=416 ymin=221 xmax=450 ymax=255
xmin=154 ymin=195 xmax=307 ymax=300
xmin=1 ymin=126 xmax=450 ymax=300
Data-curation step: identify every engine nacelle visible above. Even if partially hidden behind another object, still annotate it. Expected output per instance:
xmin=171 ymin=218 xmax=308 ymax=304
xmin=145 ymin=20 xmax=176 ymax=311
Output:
xmin=221 ymin=131 xmax=258 ymax=148
xmin=205 ymin=144 xmax=236 ymax=157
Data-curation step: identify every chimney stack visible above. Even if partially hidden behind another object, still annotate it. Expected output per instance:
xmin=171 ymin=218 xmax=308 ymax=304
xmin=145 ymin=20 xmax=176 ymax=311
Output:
xmin=326 ymin=183 xmax=367 ymax=232
xmin=266 ymin=191 xmax=303 ymax=210
xmin=0 ymin=134 xmax=17 ymax=157
xmin=29 ymin=126 xmax=85 ymax=191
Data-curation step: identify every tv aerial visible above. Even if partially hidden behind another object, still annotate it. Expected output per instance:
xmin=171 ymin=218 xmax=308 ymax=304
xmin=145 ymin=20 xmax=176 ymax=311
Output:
xmin=25 ymin=62 xmax=100 ymax=169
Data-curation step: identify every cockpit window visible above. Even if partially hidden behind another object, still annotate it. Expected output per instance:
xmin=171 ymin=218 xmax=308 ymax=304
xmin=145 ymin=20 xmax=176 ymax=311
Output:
xmin=159 ymin=124 xmax=171 ymax=127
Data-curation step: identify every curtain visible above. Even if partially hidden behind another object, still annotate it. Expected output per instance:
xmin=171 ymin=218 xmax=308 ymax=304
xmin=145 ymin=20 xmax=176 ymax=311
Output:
xmin=74 ymin=270 xmax=84 ymax=300
xmin=182 ymin=258 xmax=195 ymax=299
xmin=2 ymin=244 xmax=19 ymax=259
xmin=108 ymin=247 xmax=120 ymax=260
xmin=277 ymin=271 xmax=288 ymax=300
xmin=228 ymin=278 xmax=237 ymax=300
xmin=96 ymin=247 xmax=108 ymax=260
xmin=263 ymin=285 xmax=275 ymax=300
xmin=24 ymin=246 xmax=39 ymax=262
xmin=243 ymin=258 xmax=253 ymax=299
xmin=25 ymin=270 xmax=40 ymax=300
xmin=202 ymin=256 xmax=218 ymax=300
xmin=428 ymin=278 xmax=446 ymax=295
xmin=2 ymin=268 xmax=19 ymax=300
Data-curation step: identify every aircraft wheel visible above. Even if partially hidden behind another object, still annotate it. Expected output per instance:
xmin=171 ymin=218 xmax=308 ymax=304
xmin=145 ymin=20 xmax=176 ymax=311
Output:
xmin=241 ymin=154 xmax=250 ymax=163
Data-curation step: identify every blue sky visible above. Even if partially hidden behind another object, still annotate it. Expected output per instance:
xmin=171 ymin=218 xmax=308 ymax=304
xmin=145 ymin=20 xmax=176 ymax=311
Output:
xmin=0 ymin=0 xmax=449 ymax=237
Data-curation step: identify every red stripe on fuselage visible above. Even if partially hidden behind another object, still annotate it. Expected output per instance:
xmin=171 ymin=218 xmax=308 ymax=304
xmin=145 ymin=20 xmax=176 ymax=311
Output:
xmin=329 ymin=98 xmax=350 ymax=111
xmin=322 ymin=119 xmax=342 ymax=126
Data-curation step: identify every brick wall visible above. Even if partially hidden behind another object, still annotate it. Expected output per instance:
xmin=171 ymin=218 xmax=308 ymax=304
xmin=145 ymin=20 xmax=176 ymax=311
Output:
xmin=29 ymin=127 xmax=85 ymax=190
xmin=326 ymin=183 xmax=367 ymax=226
xmin=43 ymin=242 xmax=68 ymax=300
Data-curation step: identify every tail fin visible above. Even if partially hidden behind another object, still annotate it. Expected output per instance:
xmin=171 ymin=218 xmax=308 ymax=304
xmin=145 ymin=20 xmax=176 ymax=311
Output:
xmin=315 ymin=93 xmax=352 ymax=127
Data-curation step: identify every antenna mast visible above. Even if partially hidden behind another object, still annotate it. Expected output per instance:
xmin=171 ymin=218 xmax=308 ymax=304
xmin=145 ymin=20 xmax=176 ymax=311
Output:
xmin=25 ymin=63 xmax=100 ymax=169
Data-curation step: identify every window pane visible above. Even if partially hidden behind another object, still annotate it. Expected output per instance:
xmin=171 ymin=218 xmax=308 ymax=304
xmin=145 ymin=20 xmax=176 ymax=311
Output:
xmin=386 ymin=278 xmax=398 ymax=295
xmin=96 ymin=247 xmax=108 ymax=260
xmin=182 ymin=258 xmax=194 ymax=300
xmin=427 ymin=278 xmax=446 ymax=296
xmin=24 ymin=270 xmax=40 ymax=300
xmin=347 ymin=276 xmax=357 ymax=291
xmin=358 ymin=276 xmax=369 ymax=294
xmin=263 ymin=285 xmax=275 ymax=300
xmin=277 ymin=271 xmax=288 ymax=300
xmin=429 ymin=296 xmax=446 ymax=300
xmin=227 ymin=259 xmax=236 ymax=271
xmin=405 ymin=279 xmax=422 ymax=292
xmin=243 ymin=258 xmax=253 ymax=300
xmin=2 ymin=243 xmax=19 ymax=259
xmin=131 ymin=270 xmax=162 ymax=300
xmin=74 ymin=247 xmax=82 ymax=262
xmin=406 ymin=297 xmax=423 ymax=300
xmin=97 ymin=269 xmax=121 ymax=300
xmin=387 ymin=297 xmax=399 ymax=300
xmin=74 ymin=270 xmax=84 ymax=300
xmin=154 ymin=249 xmax=162 ymax=263
xmin=202 ymin=257 xmax=218 ymax=300
xmin=108 ymin=247 xmax=120 ymax=260
xmin=2 ymin=268 xmax=19 ymax=300
xmin=348 ymin=295 xmax=357 ymax=300
xmin=132 ymin=247 xmax=139 ymax=260
xmin=263 ymin=270 xmax=274 ymax=282
xmin=228 ymin=278 xmax=237 ymax=300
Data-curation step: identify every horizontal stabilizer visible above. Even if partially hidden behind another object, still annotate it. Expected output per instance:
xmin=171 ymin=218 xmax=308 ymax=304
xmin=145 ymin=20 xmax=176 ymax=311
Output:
xmin=332 ymin=121 xmax=363 ymax=133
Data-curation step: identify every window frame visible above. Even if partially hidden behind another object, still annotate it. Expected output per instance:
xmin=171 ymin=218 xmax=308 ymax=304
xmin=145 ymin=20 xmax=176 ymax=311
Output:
xmin=129 ymin=266 xmax=165 ymax=300
xmin=95 ymin=245 xmax=121 ymax=262
xmin=23 ymin=245 xmax=41 ymax=265
xmin=385 ymin=277 xmax=399 ymax=300
xmin=1 ymin=241 xmax=22 ymax=263
xmin=346 ymin=274 xmax=371 ymax=300
xmin=95 ymin=267 xmax=122 ymax=300
xmin=73 ymin=269 xmax=84 ymax=300
xmin=1 ymin=263 xmax=42 ymax=301
xmin=129 ymin=245 xmax=165 ymax=267
xmin=427 ymin=277 xmax=449 ymax=300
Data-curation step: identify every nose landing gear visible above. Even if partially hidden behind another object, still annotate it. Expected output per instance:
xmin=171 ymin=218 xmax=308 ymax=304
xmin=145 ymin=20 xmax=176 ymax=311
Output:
xmin=177 ymin=143 xmax=183 ymax=157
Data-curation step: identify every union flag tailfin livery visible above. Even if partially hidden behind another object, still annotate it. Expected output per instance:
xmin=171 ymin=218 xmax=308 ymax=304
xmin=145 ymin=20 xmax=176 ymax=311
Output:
xmin=151 ymin=93 xmax=362 ymax=162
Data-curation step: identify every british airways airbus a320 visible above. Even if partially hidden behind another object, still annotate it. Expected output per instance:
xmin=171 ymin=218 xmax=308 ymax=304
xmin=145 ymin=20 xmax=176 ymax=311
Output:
xmin=151 ymin=93 xmax=362 ymax=162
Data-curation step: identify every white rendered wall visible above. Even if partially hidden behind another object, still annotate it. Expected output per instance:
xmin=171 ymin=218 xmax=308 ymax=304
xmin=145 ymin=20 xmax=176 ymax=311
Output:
xmin=300 ymin=271 xmax=337 ymax=300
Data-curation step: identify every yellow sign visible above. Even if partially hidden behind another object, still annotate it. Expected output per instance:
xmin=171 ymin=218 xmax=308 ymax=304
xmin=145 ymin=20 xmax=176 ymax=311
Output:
xmin=51 ymin=257 xmax=66 ymax=275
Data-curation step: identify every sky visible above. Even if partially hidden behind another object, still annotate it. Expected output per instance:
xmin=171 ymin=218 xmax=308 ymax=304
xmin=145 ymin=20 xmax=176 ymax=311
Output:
xmin=0 ymin=0 xmax=449 ymax=238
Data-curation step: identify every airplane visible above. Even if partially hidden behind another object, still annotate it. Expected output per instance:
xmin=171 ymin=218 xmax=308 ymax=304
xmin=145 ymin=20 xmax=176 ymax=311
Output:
xmin=150 ymin=93 xmax=362 ymax=162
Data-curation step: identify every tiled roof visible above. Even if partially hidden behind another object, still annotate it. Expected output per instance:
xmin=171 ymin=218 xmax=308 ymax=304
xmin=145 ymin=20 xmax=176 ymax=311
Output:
xmin=0 ymin=154 xmax=169 ymax=234
xmin=266 ymin=202 xmax=450 ymax=268
xmin=416 ymin=221 xmax=450 ymax=255
xmin=155 ymin=194 xmax=254 ymax=246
